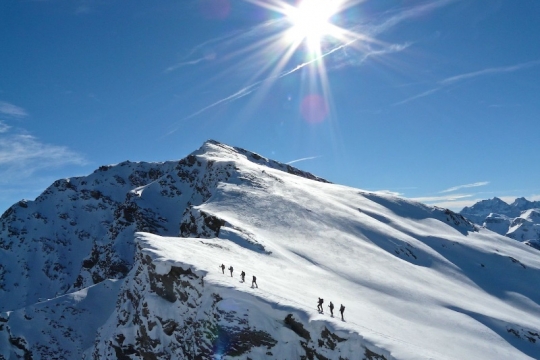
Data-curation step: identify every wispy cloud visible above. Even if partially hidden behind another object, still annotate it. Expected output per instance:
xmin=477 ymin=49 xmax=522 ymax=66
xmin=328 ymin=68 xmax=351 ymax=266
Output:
xmin=392 ymin=87 xmax=441 ymax=107
xmin=165 ymin=57 xmax=211 ymax=72
xmin=164 ymin=19 xmax=280 ymax=73
xmin=425 ymin=198 xmax=480 ymax=211
xmin=0 ymin=103 xmax=84 ymax=179
xmin=394 ymin=60 xmax=540 ymax=106
xmin=440 ymin=60 xmax=540 ymax=85
xmin=168 ymin=38 xmax=410 ymax=134
xmin=411 ymin=193 xmax=473 ymax=203
xmin=440 ymin=181 xmax=490 ymax=193
xmin=0 ymin=121 xmax=11 ymax=133
xmin=0 ymin=101 xmax=28 ymax=118
xmin=488 ymin=103 xmax=521 ymax=108
xmin=333 ymin=41 xmax=412 ymax=70
xmin=0 ymin=134 xmax=86 ymax=181
xmin=286 ymin=156 xmax=320 ymax=165
xmin=369 ymin=0 xmax=456 ymax=35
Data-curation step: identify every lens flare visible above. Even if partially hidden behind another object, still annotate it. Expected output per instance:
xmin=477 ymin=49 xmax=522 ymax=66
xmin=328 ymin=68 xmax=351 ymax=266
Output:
xmin=300 ymin=94 xmax=328 ymax=123
xmin=170 ymin=0 xmax=370 ymax=134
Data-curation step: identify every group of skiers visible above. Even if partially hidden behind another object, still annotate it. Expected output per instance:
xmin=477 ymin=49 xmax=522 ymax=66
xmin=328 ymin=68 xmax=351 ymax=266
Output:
xmin=219 ymin=264 xmax=345 ymax=320
xmin=220 ymin=263 xmax=258 ymax=288
xmin=318 ymin=297 xmax=345 ymax=321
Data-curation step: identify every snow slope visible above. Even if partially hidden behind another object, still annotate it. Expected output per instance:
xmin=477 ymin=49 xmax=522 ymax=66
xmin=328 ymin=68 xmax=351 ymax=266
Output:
xmin=1 ymin=140 xmax=540 ymax=359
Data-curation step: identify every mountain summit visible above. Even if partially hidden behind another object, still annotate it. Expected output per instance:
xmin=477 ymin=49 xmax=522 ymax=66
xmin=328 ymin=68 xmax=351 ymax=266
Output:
xmin=1 ymin=140 xmax=540 ymax=359
xmin=461 ymin=197 xmax=540 ymax=250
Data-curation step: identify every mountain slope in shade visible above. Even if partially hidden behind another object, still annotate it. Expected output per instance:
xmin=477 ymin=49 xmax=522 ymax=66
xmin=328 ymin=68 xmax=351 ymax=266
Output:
xmin=461 ymin=197 xmax=540 ymax=250
xmin=1 ymin=140 xmax=540 ymax=359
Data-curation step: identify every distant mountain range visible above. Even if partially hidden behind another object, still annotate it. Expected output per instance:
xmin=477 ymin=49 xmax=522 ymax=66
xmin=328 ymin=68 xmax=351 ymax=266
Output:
xmin=460 ymin=197 xmax=540 ymax=250
xmin=1 ymin=140 xmax=539 ymax=359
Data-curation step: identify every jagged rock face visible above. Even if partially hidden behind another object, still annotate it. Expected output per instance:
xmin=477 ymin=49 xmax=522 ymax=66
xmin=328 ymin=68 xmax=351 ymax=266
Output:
xmin=1 ymin=239 xmax=389 ymax=359
xmin=0 ymin=279 xmax=122 ymax=359
xmin=87 ymin=243 xmax=388 ymax=360
xmin=460 ymin=198 xmax=540 ymax=247
xmin=483 ymin=213 xmax=512 ymax=236
xmin=508 ymin=210 xmax=540 ymax=245
xmin=0 ymin=140 xmax=328 ymax=312
xmin=0 ymin=160 xmax=176 ymax=312
xmin=89 ymin=246 xmax=279 ymax=359
xmin=2 ymin=140 xmax=539 ymax=360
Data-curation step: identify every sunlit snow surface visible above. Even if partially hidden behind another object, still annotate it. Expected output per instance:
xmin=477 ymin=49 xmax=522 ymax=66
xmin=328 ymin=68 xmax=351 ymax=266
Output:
xmin=135 ymin=147 xmax=540 ymax=360
xmin=1 ymin=141 xmax=539 ymax=359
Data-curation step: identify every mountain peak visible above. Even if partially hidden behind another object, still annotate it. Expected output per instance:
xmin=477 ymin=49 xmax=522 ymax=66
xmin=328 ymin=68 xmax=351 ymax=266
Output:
xmin=193 ymin=139 xmax=330 ymax=184
xmin=511 ymin=196 xmax=539 ymax=210
xmin=1 ymin=142 xmax=539 ymax=359
xmin=460 ymin=196 xmax=540 ymax=244
xmin=460 ymin=197 xmax=513 ymax=222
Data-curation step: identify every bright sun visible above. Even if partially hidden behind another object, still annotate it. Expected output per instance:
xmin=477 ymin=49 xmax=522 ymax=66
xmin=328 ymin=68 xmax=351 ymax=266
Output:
xmin=285 ymin=0 xmax=340 ymax=52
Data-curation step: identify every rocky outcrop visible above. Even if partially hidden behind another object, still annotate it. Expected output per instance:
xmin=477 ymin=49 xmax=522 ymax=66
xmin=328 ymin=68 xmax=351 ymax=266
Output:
xmin=86 ymin=241 xmax=389 ymax=359
xmin=0 ymin=140 xmax=327 ymax=312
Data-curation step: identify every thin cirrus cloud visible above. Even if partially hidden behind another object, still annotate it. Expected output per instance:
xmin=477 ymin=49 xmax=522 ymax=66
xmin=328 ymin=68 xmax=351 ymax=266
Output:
xmin=286 ymin=156 xmax=321 ymax=165
xmin=0 ymin=134 xmax=86 ymax=178
xmin=440 ymin=181 xmax=490 ymax=193
xmin=393 ymin=60 xmax=540 ymax=106
xmin=0 ymin=101 xmax=28 ymax=118
xmin=410 ymin=193 xmax=473 ymax=203
xmin=0 ymin=121 xmax=11 ymax=133
xmin=439 ymin=60 xmax=540 ymax=85
xmin=391 ymin=87 xmax=441 ymax=107
xmin=0 ymin=101 xmax=86 ymax=178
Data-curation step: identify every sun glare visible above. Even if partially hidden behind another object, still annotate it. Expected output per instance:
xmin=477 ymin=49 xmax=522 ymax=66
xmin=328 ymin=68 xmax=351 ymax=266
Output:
xmin=286 ymin=0 xmax=340 ymax=52
xmin=225 ymin=0 xmax=357 ymax=125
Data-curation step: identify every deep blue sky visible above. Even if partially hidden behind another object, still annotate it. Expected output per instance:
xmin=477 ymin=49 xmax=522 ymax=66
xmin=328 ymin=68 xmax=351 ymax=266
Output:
xmin=1 ymin=0 xmax=539 ymax=213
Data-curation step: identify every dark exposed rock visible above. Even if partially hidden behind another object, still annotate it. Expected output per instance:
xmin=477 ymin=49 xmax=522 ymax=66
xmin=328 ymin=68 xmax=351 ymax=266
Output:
xmin=285 ymin=314 xmax=311 ymax=341
xmin=180 ymin=207 xmax=225 ymax=238
xmin=507 ymin=326 xmax=540 ymax=345
xmin=146 ymin=255 xmax=200 ymax=303
xmin=320 ymin=327 xmax=346 ymax=350
xmin=364 ymin=347 xmax=388 ymax=360
xmin=9 ymin=334 xmax=32 ymax=360
xmin=214 ymin=326 xmax=277 ymax=357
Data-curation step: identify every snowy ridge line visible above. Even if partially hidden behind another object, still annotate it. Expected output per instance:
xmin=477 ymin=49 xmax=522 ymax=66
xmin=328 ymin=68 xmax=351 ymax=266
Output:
xmin=1 ymin=140 xmax=540 ymax=359
xmin=136 ymin=233 xmax=397 ymax=359
xmin=243 ymin=275 xmax=448 ymax=360
xmin=206 ymin=267 xmax=447 ymax=360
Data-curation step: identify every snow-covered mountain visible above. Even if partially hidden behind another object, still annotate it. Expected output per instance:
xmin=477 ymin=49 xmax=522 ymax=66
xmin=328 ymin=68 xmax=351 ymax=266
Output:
xmin=1 ymin=140 xmax=540 ymax=359
xmin=461 ymin=197 xmax=540 ymax=250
